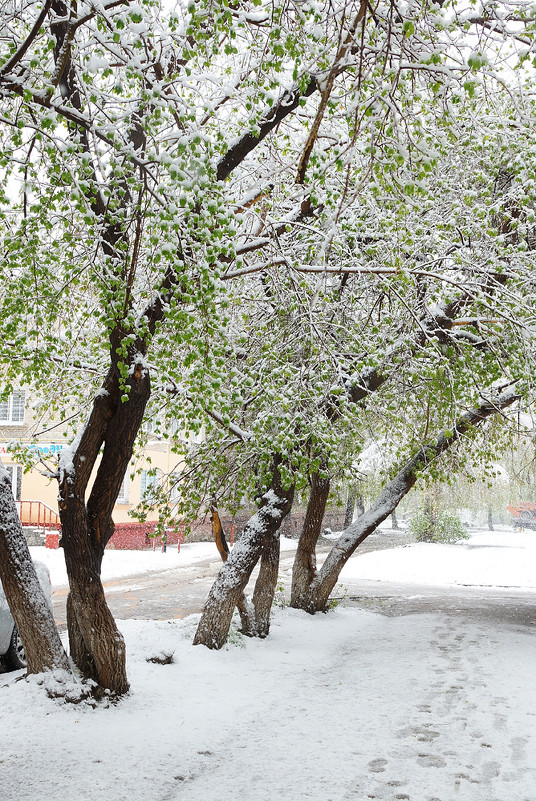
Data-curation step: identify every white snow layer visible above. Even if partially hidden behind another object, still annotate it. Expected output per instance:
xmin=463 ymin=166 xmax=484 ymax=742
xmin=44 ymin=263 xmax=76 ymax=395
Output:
xmin=28 ymin=536 xmax=300 ymax=588
xmin=1 ymin=527 xmax=535 ymax=801
xmin=338 ymin=529 xmax=536 ymax=590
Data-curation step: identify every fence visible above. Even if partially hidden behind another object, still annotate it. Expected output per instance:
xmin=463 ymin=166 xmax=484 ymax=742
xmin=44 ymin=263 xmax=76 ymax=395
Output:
xmin=16 ymin=500 xmax=61 ymax=531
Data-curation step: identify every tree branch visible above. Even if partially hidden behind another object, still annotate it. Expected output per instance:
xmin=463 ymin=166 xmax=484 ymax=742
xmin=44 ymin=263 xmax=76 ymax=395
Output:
xmin=216 ymin=77 xmax=319 ymax=182
xmin=0 ymin=0 xmax=53 ymax=78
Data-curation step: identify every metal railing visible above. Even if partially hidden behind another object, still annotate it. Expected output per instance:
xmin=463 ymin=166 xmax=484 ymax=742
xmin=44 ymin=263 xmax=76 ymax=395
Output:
xmin=16 ymin=500 xmax=61 ymax=532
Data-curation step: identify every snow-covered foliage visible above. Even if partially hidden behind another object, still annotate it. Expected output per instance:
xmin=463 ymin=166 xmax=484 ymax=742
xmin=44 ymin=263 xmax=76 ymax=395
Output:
xmin=0 ymin=0 xmax=535 ymax=513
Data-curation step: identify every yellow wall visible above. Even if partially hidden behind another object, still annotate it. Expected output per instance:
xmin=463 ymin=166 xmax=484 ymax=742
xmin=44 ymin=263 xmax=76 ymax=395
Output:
xmin=1 ymin=440 xmax=183 ymax=524
xmin=0 ymin=390 xmax=187 ymax=524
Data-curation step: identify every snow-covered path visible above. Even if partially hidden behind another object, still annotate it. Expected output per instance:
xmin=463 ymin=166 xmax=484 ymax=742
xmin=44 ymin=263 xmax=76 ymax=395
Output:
xmin=1 ymin=606 xmax=535 ymax=801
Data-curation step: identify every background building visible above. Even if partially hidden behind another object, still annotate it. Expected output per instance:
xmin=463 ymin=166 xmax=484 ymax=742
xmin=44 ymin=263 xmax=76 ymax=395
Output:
xmin=0 ymin=389 xmax=180 ymax=528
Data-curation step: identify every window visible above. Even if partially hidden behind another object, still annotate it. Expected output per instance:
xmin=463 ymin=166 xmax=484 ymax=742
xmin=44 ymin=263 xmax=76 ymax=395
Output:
xmin=0 ymin=390 xmax=25 ymax=424
xmin=116 ymin=476 xmax=129 ymax=504
xmin=6 ymin=465 xmax=22 ymax=501
xmin=142 ymin=417 xmax=162 ymax=437
xmin=169 ymin=472 xmax=181 ymax=502
xmin=140 ymin=469 xmax=159 ymax=502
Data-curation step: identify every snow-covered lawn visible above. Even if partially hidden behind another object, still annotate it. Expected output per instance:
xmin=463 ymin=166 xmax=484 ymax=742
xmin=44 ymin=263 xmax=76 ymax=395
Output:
xmin=338 ymin=527 xmax=536 ymax=590
xmin=1 ymin=527 xmax=535 ymax=801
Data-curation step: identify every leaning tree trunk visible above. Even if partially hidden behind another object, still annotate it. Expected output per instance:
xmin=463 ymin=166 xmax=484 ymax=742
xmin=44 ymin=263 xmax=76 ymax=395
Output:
xmin=0 ymin=465 xmax=71 ymax=675
xmin=290 ymin=472 xmax=330 ymax=609
xmin=297 ymin=391 xmax=518 ymax=613
xmin=210 ymin=501 xmax=282 ymax=638
xmin=209 ymin=502 xmax=256 ymax=635
xmin=194 ymin=459 xmax=294 ymax=649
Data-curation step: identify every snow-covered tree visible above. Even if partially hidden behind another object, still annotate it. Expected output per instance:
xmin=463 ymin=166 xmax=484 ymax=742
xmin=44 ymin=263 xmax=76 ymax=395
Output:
xmin=0 ymin=463 xmax=71 ymax=676
xmin=1 ymin=0 xmax=536 ymax=677
xmin=192 ymin=42 xmax=536 ymax=642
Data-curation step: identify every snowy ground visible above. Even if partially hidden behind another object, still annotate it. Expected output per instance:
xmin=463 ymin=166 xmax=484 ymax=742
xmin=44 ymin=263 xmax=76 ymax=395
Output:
xmin=1 ymin=527 xmax=535 ymax=801
xmin=337 ymin=528 xmax=536 ymax=591
xmin=28 ymin=535 xmax=300 ymax=588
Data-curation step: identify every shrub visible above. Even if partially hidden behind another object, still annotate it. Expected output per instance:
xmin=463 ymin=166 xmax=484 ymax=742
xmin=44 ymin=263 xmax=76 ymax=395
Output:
xmin=410 ymin=507 xmax=469 ymax=544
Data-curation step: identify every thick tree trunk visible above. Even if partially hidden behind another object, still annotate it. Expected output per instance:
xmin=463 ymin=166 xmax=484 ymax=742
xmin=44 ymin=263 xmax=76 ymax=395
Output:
xmin=0 ymin=467 xmax=71 ymax=675
xmin=58 ymin=360 xmax=150 ymax=695
xmin=251 ymin=535 xmax=281 ymax=637
xmin=194 ymin=461 xmax=294 ymax=649
xmin=297 ymin=391 xmax=518 ymax=613
xmin=62 ymin=518 xmax=128 ymax=696
xmin=290 ymin=472 xmax=330 ymax=609
xmin=391 ymin=510 xmax=399 ymax=529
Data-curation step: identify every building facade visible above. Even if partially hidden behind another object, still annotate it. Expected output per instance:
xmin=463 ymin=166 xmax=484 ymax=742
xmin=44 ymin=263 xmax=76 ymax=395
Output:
xmin=0 ymin=389 xmax=181 ymax=526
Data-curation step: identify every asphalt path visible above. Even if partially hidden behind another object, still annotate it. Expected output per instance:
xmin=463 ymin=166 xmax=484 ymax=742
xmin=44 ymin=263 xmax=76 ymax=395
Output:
xmin=52 ymin=556 xmax=226 ymax=628
xmin=51 ymin=529 xmax=536 ymax=631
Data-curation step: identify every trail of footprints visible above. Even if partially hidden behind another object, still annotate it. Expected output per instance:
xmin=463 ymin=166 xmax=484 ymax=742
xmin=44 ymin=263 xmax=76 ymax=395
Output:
xmin=343 ymin=620 xmax=533 ymax=801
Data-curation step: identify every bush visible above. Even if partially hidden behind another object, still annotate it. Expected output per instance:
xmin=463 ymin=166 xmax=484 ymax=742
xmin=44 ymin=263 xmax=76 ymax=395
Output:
xmin=410 ymin=507 xmax=469 ymax=544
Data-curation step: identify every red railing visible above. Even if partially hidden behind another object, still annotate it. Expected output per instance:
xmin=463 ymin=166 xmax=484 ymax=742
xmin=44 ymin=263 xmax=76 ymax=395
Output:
xmin=15 ymin=504 xmax=189 ymax=551
xmin=16 ymin=500 xmax=61 ymax=532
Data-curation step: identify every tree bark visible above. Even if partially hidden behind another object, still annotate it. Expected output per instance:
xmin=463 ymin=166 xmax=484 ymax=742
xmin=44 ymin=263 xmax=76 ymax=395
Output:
xmin=290 ymin=472 xmax=330 ymax=609
xmin=251 ymin=534 xmax=281 ymax=638
xmin=296 ymin=391 xmax=518 ymax=613
xmin=59 ymin=360 xmax=150 ymax=695
xmin=0 ymin=466 xmax=71 ymax=675
xmin=209 ymin=503 xmax=256 ymax=635
xmin=487 ymin=505 xmax=494 ymax=531
xmin=194 ymin=459 xmax=294 ymax=649
xmin=62 ymin=519 xmax=129 ymax=696
xmin=391 ymin=510 xmax=399 ymax=530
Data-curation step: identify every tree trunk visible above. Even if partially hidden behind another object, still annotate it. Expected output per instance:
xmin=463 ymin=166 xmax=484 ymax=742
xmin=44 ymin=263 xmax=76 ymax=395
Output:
xmin=209 ymin=502 xmax=256 ymax=635
xmin=308 ymin=472 xmax=418 ymax=612
xmin=356 ymin=495 xmax=365 ymax=517
xmin=251 ymin=535 xmax=281 ymax=637
xmin=209 ymin=502 xmax=281 ymax=638
xmin=0 ymin=466 xmax=71 ymax=675
xmin=194 ymin=460 xmax=294 ymax=649
xmin=290 ymin=472 xmax=330 ymax=609
xmin=487 ymin=505 xmax=494 ymax=531
xmin=296 ymin=391 xmax=518 ymax=613
xmin=391 ymin=509 xmax=399 ymax=530
xmin=58 ymin=360 xmax=151 ymax=695
xmin=62 ymin=517 xmax=129 ymax=696
xmin=343 ymin=485 xmax=356 ymax=529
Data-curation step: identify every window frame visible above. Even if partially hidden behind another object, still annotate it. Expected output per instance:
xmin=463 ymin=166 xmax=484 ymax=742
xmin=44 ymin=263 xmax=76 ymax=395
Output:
xmin=116 ymin=475 xmax=130 ymax=505
xmin=5 ymin=464 xmax=22 ymax=501
xmin=0 ymin=390 xmax=26 ymax=425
